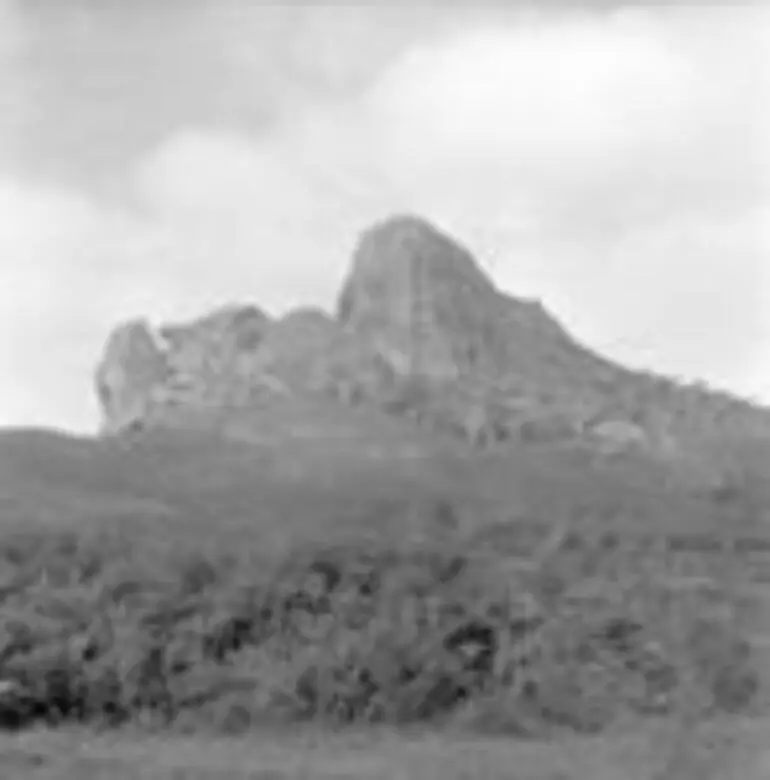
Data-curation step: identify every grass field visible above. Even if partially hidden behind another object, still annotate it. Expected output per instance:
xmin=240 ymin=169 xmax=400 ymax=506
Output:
xmin=0 ymin=426 xmax=768 ymax=777
xmin=1 ymin=717 xmax=769 ymax=779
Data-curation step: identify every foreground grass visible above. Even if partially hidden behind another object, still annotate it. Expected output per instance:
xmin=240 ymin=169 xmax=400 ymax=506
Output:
xmin=1 ymin=716 xmax=768 ymax=779
xmin=0 ymin=493 xmax=762 ymax=741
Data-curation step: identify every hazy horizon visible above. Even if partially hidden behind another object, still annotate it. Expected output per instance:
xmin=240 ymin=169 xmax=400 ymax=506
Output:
xmin=1 ymin=0 xmax=768 ymax=434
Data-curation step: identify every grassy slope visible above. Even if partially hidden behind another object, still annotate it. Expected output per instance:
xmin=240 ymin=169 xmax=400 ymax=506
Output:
xmin=0 ymin=421 xmax=461 ymax=550
xmin=1 ymin=417 xmax=765 ymax=545
xmin=1 ymin=717 xmax=768 ymax=779
xmin=0 ymin=420 xmax=768 ymax=777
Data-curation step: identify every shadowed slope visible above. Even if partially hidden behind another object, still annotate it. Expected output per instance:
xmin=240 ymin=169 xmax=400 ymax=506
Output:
xmin=1 ymin=420 xmax=766 ymax=551
xmin=93 ymin=214 xmax=770 ymax=488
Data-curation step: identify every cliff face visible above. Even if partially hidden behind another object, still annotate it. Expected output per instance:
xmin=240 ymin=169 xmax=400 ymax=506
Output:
xmin=94 ymin=213 xmax=770 ymax=459
xmin=95 ymin=320 xmax=170 ymax=434
xmin=337 ymin=214 xmax=499 ymax=380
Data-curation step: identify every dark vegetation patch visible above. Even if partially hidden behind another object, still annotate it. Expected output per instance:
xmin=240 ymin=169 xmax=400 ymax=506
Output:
xmin=0 ymin=496 xmax=762 ymax=738
xmin=0 ymin=427 xmax=766 ymax=737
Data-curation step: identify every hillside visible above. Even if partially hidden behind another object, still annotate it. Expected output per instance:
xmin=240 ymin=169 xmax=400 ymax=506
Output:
xmin=93 ymin=214 xmax=770 ymax=493
xmin=0 ymin=420 xmax=768 ymax=740
xmin=1 ymin=214 xmax=769 ymax=742
xmin=0 ymin=420 xmax=766 ymax=548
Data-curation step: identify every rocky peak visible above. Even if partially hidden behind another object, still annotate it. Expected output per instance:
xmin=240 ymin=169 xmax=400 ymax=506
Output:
xmin=158 ymin=304 xmax=269 ymax=356
xmin=95 ymin=319 xmax=169 ymax=434
xmin=93 ymin=214 xmax=770 ymax=459
xmin=157 ymin=304 xmax=270 ymax=403
xmin=92 ymin=214 xmax=616 ymax=442
xmin=337 ymin=214 xmax=505 ymax=380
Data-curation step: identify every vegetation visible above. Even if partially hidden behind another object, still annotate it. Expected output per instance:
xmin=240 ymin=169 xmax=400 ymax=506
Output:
xmin=0 ymin=497 xmax=761 ymax=739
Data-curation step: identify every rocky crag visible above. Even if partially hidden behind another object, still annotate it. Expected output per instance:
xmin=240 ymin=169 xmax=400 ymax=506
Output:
xmin=95 ymin=214 xmax=770 ymax=467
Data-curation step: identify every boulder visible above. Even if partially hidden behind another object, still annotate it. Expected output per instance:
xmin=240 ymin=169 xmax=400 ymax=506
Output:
xmin=158 ymin=304 xmax=271 ymax=407
xmin=248 ymin=307 xmax=393 ymax=403
xmin=92 ymin=213 xmax=770 ymax=459
xmin=336 ymin=214 xmax=501 ymax=381
xmin=94 ymin=320 xmax=169 ymax=434
xmin=590 ymin=419 xmax=648 ymax=454
xmin=93 ymin=216 xmax=608 ymax=444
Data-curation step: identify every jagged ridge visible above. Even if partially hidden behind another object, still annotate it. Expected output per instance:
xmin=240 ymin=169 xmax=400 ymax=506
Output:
xmin=95 ymin=214 xmax=770 ymax=463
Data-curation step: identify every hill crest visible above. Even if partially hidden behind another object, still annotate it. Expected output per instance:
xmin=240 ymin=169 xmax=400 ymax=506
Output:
xmin=94 ymin=214 xmax=770 ymax=463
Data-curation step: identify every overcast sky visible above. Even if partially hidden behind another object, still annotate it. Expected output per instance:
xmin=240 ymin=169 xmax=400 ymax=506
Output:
xmin=0 ymin=0 xmax=768 ymax=433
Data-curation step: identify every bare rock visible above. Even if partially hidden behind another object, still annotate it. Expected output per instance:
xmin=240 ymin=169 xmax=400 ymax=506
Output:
xmin=158 ymin=303 xmax=271 ymax=407
xmin=95 ymin=320 xmax=169 ymax=434
xmin=335 ymin=214 xmax=604 ymax=394
xmin=92 ymin=213 xmax=770 ymax=458
xmin=247 ymin=307 xmax=393 ymax=403
xmin=337 ymin=214 xmax=500 ymax=381
xmin=159 ymin=303 xmax=268 ymax=364
xmin=93 ymin=215 xmax=612 ymax=444
xmin=591 ymin=419 xmax=648 ymax=453
xmin=333 ymin=213 xmax=609 ymax=446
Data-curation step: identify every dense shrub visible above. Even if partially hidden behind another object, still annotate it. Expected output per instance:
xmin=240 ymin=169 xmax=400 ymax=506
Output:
xmin=0 ymin=514 xmax=761 ymax=736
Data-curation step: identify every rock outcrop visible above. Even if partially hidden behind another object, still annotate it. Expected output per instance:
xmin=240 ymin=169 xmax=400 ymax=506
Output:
xmin=335 ymin=215 xmax=630 ymax=442
xmin=94 ymin=213 xmax=770 ymax=455
xmin=157 ymin=304 xmax=271 ymax=407
xmin=337 ymin=214 xmax=499 ymax=380
xmin=246 ymin=307 xmax=393 ymax=404
xmin=95 ymin=320 xmax=169 ymax=434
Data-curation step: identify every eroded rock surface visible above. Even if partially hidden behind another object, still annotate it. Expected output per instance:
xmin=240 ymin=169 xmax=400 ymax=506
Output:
xmin=337 ymin=214 xmax=499 ymax=380
xmin=95 ymin=320 xmax=169 ymax=434
xmin=94 ymin=214 xmax=770 ymax=457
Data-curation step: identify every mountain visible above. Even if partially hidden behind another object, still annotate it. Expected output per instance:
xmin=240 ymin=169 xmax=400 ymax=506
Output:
xmin=1 ymin=419 xmax=765 ymax=551
xmin=3 ymin=214 xmax=770 ymax=742
xmin=92 ymin=214 xmax=770 ymax=479
xmin=0 ymin=212 xmax=768 ymax=574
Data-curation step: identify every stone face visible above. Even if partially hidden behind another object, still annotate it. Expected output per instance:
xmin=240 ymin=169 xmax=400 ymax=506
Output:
xmin=591 ymin=419 xmax=648 ymax=452
xmin=158 ymin=304 xmax=271 ymax=408
xmin=332 ymin=214 xmax=615 ymax=446
xmin=95 ymin=320 xmax=169 ymax=434
xmin=337 ymin=214 xmax=500 ymax=381
xmin=92 ymin=213 xmax=770 ymax=456
xmin=159 ymin=304 xmax=269 ymax=360
xmin=92 ymin=215 xmax=609 ymax=443
xmin=335 ymin=214 xmax=604 ymax=397
xmin=247 ymin=308 xmax=390 ymax=401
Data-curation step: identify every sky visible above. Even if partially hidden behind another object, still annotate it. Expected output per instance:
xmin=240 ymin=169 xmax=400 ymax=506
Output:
xmin=0 ymin=0 xmax=768 ymax=434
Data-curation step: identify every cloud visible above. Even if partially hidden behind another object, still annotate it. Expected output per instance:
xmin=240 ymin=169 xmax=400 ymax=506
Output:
xmin=0 ymin=177 xmax=167 ymax=431
xmin=364 ymin=5 xmax=768 ymax=232
xmin=548 ymin=208 xmax=770 ymax=384
xmin=368 ymin=13 xmax=693 ymax=172
xmin=131 ymin=127 xmax=391 ymax=313
xmin=0 ymin=0 xmax=27 ymax=163
xmin=1 ymin=3 xmax=769 ymax=432
xmin=353 ymin=3 xmax=770 ymax=388
xmin=0 ymin=0 xmax=24 ymax=58
xmin=133 ymin=1 xmax=770 ymax=391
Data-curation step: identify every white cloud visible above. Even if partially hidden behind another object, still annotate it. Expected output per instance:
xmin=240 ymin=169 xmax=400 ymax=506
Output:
xmin=367 ymin=13 xmax=695 ymax=175
xmin=0 ymin=0 xmax=24 ymax=59
xmin=364 ymin=5 xmax=768 ymax=233
xmin=1 ymin=3 xmax=769 ymax=432
xmin=0 ymin=0 xmax=27 ymax=162
xmin=550 ymin=208 xmax=770 ymax=382
xmin=0 ymin=178 xmax=170 ymax=431
xmin=353 ymin=3 xmax=770 ymax=391
xmin=132 ymin=127 xmax=389 ymax=313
